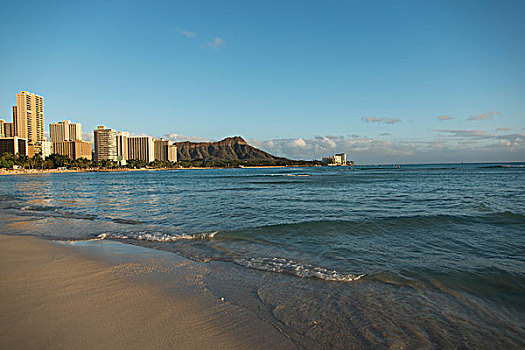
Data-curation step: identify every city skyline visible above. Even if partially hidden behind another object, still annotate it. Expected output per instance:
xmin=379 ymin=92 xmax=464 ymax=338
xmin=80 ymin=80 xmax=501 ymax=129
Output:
xmin=1 ymin=1 xmax=524 ymax=163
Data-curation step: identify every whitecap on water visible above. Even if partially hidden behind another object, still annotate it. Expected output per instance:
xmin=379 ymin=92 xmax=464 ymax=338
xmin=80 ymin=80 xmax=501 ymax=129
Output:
xmin=234 ymin=257 xmax=364 ymax=282
xmin=96 ymin=231 xmax=219 ymax=242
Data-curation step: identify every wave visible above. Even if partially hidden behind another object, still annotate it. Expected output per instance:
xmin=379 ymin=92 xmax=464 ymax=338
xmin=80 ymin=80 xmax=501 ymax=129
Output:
xmin=247 ymin=180 xmax=305 ymax=185
xmin=21 ymin=205 xmax=56 ymax=212
xmin=15 ymin=204 xmax=145 ymax=224
xmin=110 ymin=218 xmax=144 ymax=225
xmin=478 ymin=165 xmax=525 ymax=169
xmin=97 ymin=230 xmax=219 ymax=242
xmin=205 ymin=212 xmax=525 ymax=245
xmin=235 ymin=257 xmax=364 ymax=282
xmin=0 ymin=194 xmax=20 ymax=202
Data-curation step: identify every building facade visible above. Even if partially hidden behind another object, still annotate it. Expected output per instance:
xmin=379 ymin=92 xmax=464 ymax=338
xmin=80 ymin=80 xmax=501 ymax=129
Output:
xmin=0 ymin=137 xmax=28 ymax=156
xmin=14 ymin=91 xmax=44 ymax=144
xmin=4 ymin=122 xmax=14 ymax=138
xmin=334 ymin=153 xmax=347 ymax=165
xmin=93 ymin=126 xmax=117 ymax=162
xmin=116 ymin=131 xmax=129 ymax=165
xmin=322 ymin=152 xmax=348 ymax=165
xmin=53 ymin=140 xmax=92 ymax=160
xmin=49 ymin=120 xmax=82 ymax=142
xmin=154 ymin=139 xmax=177 ymax=162
xmin=11 ymin=106 xmax=16 ymax=133
xmin=127 ymin=136 xmax=154 ymax=163
xmin=0 ymin=119 xmax=4 ymax=137
xmin=41 ymin=138 xmax=52 ymax=158
xmin=167 ymin=143 xmax=177 ymax=163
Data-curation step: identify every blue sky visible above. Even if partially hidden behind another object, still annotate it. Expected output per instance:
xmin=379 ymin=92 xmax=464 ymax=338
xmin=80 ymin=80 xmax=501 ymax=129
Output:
xmin=0 ymin=0 xmax=524 ymax=163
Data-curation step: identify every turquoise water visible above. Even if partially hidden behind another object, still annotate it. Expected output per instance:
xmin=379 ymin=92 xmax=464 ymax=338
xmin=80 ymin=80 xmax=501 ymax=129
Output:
xmin=1 ymin=163 xmax=524 ymax=348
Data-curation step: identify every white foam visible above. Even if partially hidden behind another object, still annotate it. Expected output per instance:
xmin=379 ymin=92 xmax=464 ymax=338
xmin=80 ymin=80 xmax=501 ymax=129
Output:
xmin=97 ymin=231 xmax=219 ymax=242
xmin=234 ymin=257 xmax=364 ymax=282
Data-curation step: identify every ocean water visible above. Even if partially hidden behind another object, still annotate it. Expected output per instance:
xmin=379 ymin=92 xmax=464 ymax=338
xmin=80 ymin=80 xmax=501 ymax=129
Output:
xmin=1 ymin=163 xmax=524 ymax=348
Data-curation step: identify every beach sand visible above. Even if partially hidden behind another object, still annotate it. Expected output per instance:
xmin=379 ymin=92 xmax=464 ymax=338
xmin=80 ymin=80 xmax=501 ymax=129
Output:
xmin=0 ymin=235 xmax=298 ymax=349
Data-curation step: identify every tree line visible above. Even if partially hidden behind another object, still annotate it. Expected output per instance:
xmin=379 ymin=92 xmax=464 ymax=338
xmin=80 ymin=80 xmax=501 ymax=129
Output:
xmin=1 ymin=153 xmax=321 ymax=170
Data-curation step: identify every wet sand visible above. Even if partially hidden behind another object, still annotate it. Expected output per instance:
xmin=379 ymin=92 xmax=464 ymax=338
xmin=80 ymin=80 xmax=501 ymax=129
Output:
xmin=0 ymin=235 xmax=298 ymax=350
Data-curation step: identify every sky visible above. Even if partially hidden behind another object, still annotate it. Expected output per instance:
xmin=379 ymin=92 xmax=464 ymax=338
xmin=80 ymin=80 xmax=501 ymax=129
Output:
xmin=0 ymin=0 xmax=524 ymax=163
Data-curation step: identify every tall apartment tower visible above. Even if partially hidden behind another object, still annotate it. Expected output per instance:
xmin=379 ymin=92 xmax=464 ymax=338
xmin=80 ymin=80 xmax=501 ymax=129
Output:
xmin=154 ymin=139 xmax=177 ymax=162
xmin=127 ymin=136 xmax=154 ymax=163
xmin=0 ymin=137 xmax=28 ymax=156
xmin=12 ymin=106 xmax=17 ymax=132
xmin=116 ymin=131 xmax=129 ymax=165
xmin=333 ymin=153 xmax=347 ymax=165
xmin=50 ymin=120 xmax=82 ymax=142
xmin=93 ymin=126 xmax=117 ymax=162
xmin=14 ymin=91 xmax=44 ymax=144
xmin=41 ymin=138 xmax=53 ymax=158
xmin=3 ymin=122 xmax=14 ymax=137
xmin=0 ymin=119 xmax=4 ymax=137
xmin=53 ymin=141 xmax=92 ymax=160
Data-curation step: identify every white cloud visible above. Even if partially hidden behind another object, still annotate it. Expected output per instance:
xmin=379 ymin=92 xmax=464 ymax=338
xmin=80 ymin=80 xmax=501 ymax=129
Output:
xmin=291 ymin=138 xmax=307 ymax=147
xmin=496 ymin=127 xmax=509 ymax=131
xmin=247 ymin=132 xmax=525 ymax=164
xmin=467 ymin=111 xmax=501 ymax=121
xmin=362 ymin=116 xmax=384 ymax=123
xmin=82 ymin=132 xmax=93 ymax=142
xmin=438 ymin=129 xmax=494 ymax=138
xmin=362 ymin=116 xmax=400 ymax=124
xmin=384 ymin=118 xmax=400 ymax=124
xmin=203 ymin=37 xmax=226 ymax=49
xmin=176 ymin=28 xmax=197 ymax=38
xmin=438 ymin=115 xmax=453 ymax=121
xmin=320 ymin=137 xmax=337 ymax=148
xmin=129 ymin=132 xmax=155 ymax=138
xmin=162 ymin=133 xmax=211 ymax=143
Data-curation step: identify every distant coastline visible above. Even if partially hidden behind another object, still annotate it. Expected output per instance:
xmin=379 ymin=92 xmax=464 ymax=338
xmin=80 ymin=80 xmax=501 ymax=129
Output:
xmin=0 ymin=164 xmax=313 ymax=176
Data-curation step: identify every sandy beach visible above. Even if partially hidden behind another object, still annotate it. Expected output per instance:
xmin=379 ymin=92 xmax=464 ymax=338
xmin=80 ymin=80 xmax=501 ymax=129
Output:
xmin=0 ymin=165 xmax=304 ymax=176
xmin=0 ymin=235 xmax=298 ymax=350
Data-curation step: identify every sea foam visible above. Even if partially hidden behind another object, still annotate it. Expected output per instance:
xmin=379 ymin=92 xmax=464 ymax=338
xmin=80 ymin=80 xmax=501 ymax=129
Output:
xmin=97 ymin=231 xmax=218 ymax=242
xmin=234 ymin=257 xmax=364 ymax=282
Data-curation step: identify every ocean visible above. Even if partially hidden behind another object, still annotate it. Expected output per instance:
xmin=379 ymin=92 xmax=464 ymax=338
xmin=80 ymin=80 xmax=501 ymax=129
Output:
xmin=1 ymin=163 xmax=524 ymax=348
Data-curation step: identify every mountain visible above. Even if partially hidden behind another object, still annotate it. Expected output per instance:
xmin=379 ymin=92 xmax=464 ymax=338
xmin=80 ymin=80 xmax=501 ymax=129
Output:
xmin=175 ymin=136 xmax=285 ymax=162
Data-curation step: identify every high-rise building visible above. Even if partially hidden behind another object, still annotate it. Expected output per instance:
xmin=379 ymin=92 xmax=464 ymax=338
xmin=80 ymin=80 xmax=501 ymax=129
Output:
xmin=41 ymin=138 xmax=52 ymax=158
xmin=334 ymin=153 xmax=347 ymax=165
xmin=93 ymin=126 xmax=117 ymax=162
xmin=0 ymin=120 xmax=4 ymax=137
xmin=53 ymin=141 xmax=92 ymax=160
xmin=27 ymin=144 xmax=38 ymax=157
xmin=4 ymin=122 xmax=14 ymax=137
xmin=116 ymin=131 xmax=129 ymax=165
xmin=127 ymin=136 xmax=154 ymax=163
xmin=0 ymin=137 xmax=28 ymax=156
xmin=323 ymin=153 xmax=348 ymax=165
xmin=14 ymin=91 xmax=44 ymax=144
xmin=167 ymin=143 xmax=177 ymax=163
xmin=11 ymin=106 xmax=16 ymax=130
xmin=154 ymin=139 xmax=177 ymax=162
xmin=49 ymin=120 xmax=82 ymax=142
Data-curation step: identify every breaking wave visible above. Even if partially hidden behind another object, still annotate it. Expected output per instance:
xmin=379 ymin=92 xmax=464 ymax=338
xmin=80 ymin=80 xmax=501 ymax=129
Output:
xmin=97 ymin=231 xmax=219 ymax=242
xmin=234 ymin=257 xmax=364 ymax=282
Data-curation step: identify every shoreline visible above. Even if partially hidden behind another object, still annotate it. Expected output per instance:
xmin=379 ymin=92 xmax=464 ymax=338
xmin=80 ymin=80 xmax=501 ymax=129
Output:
xmin=0 ymin=234 xmax=299 ymax=349
xmin=0 ymin=164 xmax=314 ymax=176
